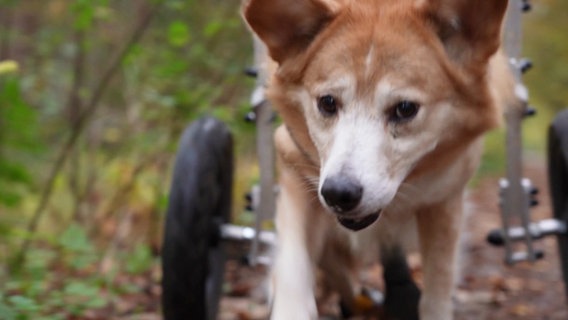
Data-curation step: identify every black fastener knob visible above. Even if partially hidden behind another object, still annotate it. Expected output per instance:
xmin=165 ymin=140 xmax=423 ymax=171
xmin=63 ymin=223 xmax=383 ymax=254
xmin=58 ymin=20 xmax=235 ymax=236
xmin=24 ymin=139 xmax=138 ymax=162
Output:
xmin=524 ymin=107 xmax=537 ymax=118
xmin=521 ymin=0 xmax=532 ymax=12
xmin=519 ymin=58 xmax=533 ymax=74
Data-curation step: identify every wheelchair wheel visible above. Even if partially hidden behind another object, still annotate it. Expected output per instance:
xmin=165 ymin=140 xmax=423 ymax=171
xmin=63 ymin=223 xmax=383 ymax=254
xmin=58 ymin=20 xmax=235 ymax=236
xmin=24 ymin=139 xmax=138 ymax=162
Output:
xmin=548 ymin=109 xmax=568 ymax=300
xmin=161 ymin=117 xmax=233 ymax=320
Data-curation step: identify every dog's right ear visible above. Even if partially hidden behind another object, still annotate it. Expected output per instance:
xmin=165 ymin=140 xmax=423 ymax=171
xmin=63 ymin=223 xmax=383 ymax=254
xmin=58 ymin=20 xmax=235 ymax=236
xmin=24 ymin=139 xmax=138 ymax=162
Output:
xmin=243 ymin=0 xmax=338 ymax=64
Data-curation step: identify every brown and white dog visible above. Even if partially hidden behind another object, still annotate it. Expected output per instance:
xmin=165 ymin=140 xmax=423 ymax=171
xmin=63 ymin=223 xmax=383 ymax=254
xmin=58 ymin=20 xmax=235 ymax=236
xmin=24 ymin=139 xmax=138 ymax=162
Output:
xmin=243 ymin=0 xmax=516 ymax=319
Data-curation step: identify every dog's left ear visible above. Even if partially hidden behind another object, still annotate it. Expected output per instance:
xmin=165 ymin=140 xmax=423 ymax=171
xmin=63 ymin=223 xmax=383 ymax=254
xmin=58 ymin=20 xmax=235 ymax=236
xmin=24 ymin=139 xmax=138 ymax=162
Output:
xmin=243 ymin=0 xmax=339 ymax=64
xmin=420 ymin=0 xmax=508 ymax=68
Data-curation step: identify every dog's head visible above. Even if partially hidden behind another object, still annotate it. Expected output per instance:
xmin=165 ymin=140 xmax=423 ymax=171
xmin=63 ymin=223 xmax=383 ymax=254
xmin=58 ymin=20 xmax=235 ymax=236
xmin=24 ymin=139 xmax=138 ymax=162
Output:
xmin=244 ymin=0 xmax=508 ymax=230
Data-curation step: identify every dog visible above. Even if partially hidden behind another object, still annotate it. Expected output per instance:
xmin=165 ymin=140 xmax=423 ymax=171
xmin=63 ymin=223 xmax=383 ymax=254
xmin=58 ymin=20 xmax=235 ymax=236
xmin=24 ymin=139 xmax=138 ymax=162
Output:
xmin=243 ymin=0 xmax=516 ymax=319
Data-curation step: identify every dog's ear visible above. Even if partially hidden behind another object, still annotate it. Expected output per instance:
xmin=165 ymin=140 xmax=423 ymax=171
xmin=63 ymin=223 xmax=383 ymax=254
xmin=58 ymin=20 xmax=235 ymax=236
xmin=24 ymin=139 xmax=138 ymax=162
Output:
xmin=243 ymin=0 xmax=338 ymax=64
xmin=420 ymin=0 xmax=508 ymax=68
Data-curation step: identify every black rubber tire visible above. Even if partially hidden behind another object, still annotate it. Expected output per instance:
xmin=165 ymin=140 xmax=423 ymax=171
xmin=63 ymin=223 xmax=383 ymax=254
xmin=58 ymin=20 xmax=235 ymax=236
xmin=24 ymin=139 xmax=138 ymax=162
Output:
xmin=161 ymin=117 xmax=233 ymax=320
xmin=548 ymin=109 xmax=568 ymax=301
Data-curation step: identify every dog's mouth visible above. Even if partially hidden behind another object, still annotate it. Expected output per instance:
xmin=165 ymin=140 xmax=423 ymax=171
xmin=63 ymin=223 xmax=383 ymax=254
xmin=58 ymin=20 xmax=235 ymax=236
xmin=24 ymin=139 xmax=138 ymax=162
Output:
xmin=337 ymin=211 xmax=381 ymax=231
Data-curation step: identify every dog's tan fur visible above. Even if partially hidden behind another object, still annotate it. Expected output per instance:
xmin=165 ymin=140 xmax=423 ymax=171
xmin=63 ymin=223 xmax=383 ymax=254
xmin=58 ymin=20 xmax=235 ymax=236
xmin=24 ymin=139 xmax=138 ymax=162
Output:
xmin=243 ymin=0 xmax=516 ymax=319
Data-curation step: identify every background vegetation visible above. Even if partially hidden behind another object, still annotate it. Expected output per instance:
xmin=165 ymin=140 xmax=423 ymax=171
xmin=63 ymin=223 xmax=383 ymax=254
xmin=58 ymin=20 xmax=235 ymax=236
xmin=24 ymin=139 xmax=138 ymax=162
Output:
xmin=0 ymin=0 xmax=566 ymax=318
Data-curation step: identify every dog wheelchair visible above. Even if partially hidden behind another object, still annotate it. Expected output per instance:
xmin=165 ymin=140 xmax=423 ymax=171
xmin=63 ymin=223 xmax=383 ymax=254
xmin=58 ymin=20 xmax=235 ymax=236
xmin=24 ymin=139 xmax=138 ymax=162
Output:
xmin=160 ymin=0 xmax=568 ymax=318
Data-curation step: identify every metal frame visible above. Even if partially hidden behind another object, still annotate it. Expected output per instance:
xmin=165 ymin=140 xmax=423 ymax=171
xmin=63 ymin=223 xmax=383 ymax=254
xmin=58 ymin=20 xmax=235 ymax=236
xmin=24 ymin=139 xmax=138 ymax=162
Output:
xmin=489 ymin=0 xmax=567 ymax=265
xmin=498 ymin=0 xmax=539 ymax=264
xmin=217 ymin=34 xmax=277 ymax=267
xmin=248 ymin=34 xmax=276 ymax=266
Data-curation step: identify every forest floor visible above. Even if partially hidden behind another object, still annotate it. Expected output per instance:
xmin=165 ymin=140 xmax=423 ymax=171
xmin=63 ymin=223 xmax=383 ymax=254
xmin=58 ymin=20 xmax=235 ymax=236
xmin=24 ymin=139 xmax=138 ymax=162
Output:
xmin=117 ymin=159 xmax=568 ymax=320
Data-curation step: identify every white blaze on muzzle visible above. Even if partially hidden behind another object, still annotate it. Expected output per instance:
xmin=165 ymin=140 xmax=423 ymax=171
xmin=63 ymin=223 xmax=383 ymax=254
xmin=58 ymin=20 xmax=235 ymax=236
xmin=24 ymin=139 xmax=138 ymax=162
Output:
xmin=318 ymin=113 xmax=400 ymax=216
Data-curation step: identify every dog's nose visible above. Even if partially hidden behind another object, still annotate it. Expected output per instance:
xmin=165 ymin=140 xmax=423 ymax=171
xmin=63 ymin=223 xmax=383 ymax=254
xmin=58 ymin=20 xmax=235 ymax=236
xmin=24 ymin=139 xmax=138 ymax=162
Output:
xmin=320 ymin=177 xmax=363 ymax=213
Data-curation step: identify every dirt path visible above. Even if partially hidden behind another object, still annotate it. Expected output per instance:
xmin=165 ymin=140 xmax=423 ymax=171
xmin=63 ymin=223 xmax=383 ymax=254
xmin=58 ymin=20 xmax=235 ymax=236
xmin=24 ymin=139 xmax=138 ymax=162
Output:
xmin=218 ymin=160 xmax=568 ymax=320
xmin=455 ymin=162 xmax=568 ymax=320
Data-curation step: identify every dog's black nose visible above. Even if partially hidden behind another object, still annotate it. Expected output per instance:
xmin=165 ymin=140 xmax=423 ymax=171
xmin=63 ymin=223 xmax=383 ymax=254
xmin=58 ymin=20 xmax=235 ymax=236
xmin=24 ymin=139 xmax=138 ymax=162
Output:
xmin=320 ymin=177 xmax=363 ymax=213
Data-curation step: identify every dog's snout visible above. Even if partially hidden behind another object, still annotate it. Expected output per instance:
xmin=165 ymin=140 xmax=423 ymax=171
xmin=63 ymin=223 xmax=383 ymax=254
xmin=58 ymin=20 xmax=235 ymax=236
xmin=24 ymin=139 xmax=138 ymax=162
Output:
xmin=320 ymin=177 xmax=363 ymax=213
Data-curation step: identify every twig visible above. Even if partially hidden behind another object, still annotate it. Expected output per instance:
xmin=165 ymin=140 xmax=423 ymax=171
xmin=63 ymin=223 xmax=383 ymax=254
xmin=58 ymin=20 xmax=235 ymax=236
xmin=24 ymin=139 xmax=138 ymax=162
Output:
xmin=10 ymin=0 xmax=165 ymax=272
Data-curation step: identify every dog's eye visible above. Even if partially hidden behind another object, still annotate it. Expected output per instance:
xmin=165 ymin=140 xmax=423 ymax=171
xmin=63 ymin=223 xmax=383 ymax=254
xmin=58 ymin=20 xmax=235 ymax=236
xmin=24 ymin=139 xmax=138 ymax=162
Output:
xmin=391 ymin=101 xmax=420 ymax=122
xmin=317 ymin=95 xmax=339 ymax=116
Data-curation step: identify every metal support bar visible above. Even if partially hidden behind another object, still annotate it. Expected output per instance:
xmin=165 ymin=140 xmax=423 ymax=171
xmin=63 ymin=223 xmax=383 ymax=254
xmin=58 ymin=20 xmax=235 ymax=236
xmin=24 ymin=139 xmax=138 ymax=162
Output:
xmin=498 ymin=0 xmax=540 ymax=265
xmin=510 ymin=250 xmax=544 ymax=264
xmin=248 ymin=34 xmax=276 ymax=266
xmin=488 ymin=219 xmax=567 ymax=245
xmin=221 ymin=224 xmax=277 ymax=246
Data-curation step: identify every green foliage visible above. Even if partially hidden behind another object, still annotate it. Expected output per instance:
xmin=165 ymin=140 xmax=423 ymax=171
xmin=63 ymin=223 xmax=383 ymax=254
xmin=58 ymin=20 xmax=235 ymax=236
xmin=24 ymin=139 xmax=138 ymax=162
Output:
xmin=167 ymin=21 xmax=191 ymax=47
xmin=62 ymin=282 xmax=107 ymax=314
xmin=0 ymin=73 xmax=41 ymax=210
xmin=524 ymin=0 xmax=568 ymax=114
xmin=516 ymin=0 xmax=568 ymax=153
xmin=3 ymin=0 xmax=254 ymax=317
xmin=479 ymin=129 xmax=507 ymax=177
xmin=0 ymin=224 xmax=155 ymax=318
xmin=0 ymin=72 xmax=44 ymax=260
xmin=0 ymin=293 xmax=17 ymax=320
xmin=0 ymin=0 xmax=18 ymax=6
xmin=125 ymin=244 xmax=154 ymax=275
xmin=57 ymin=224 xmax=97 ymax=270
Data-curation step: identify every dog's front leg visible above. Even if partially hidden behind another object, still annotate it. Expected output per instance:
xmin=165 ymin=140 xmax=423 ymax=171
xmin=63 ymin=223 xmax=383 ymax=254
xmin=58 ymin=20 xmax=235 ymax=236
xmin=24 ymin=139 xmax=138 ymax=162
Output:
xmin=416 ymin=196 xmax=463 ymax=320
xmin=270 ymin=165 xmax=327 ymax=320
